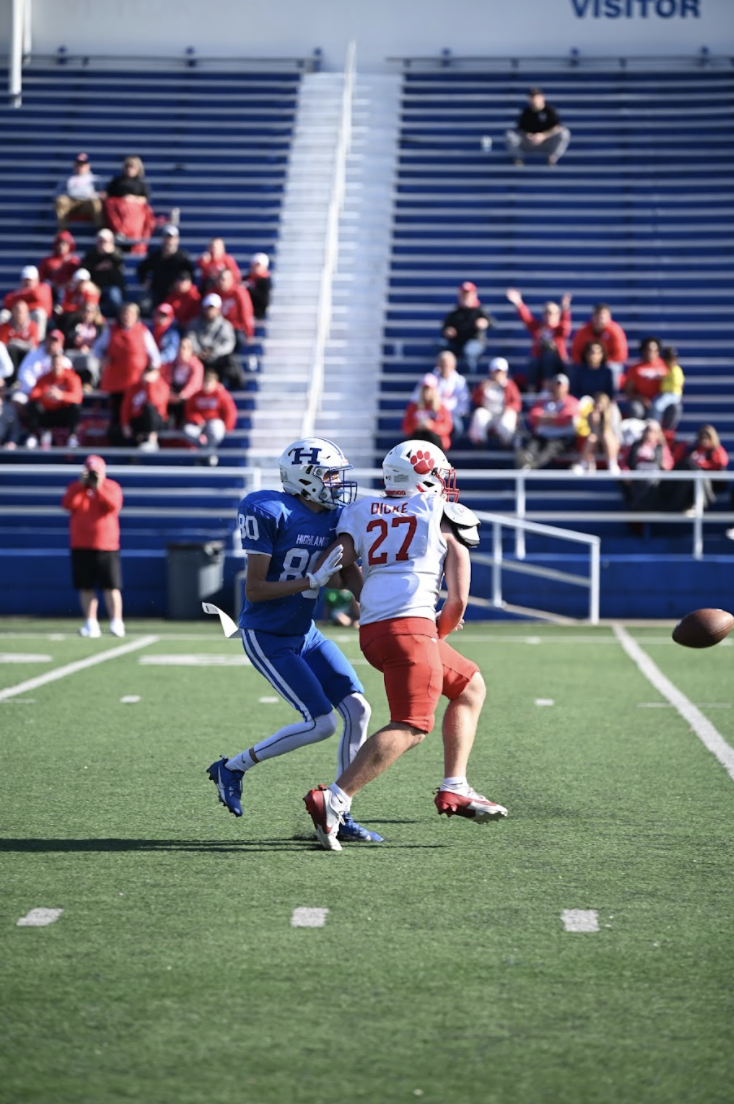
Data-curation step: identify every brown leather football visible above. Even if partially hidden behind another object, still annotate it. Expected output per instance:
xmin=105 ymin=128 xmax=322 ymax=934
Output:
xmin=672 ymin=608 xmax=734 ymax=648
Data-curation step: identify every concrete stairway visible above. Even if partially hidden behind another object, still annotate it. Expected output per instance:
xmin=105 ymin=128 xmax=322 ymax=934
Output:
xmin=248 ymin=70 xmax=400 ymax=467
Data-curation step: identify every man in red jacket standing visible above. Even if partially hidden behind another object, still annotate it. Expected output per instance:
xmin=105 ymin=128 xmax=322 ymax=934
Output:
xmin=61 ymin=454 xmax=125 ymax=638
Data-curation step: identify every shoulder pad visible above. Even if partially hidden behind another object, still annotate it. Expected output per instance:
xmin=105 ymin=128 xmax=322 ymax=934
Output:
xmin=443 ymin=500 xmax=481 ymax=548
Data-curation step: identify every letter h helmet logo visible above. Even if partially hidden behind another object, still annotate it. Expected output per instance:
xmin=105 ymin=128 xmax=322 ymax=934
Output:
xmin=290 ymin=445 xmax=322 ymax=465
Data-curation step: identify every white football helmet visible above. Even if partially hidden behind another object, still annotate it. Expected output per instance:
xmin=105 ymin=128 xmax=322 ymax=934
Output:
xmin=383 ymin=439 xmax=459 ymax=501
xmin=279 ymin=437 xmax=357 ymax=510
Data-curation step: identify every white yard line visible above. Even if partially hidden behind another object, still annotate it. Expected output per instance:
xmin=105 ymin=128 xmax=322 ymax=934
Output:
xmin=17 ymin=908 xmax=64 ymax=927
xmin=614 ymin=624 xmax=734 ymax=783
xmin=0 ymin=636 xmax=159 ymax=702
xmin=562 ymin=909 xmax=599 ymax=932
xmin=291 ymin=907 xmax=329 ymax=928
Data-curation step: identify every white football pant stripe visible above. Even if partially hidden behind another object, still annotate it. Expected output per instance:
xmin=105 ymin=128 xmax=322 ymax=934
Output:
xmin=242 ymin=629 xmax=312 ymax=719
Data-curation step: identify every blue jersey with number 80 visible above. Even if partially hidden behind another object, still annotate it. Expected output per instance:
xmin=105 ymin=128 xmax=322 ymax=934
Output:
xmin=237 ymin=489 xmax=340 ymax=635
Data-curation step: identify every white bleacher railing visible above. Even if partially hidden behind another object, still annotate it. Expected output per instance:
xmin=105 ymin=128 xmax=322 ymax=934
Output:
xmin=301 ymin=39 xmax=356 ymax=440
xmin=453 ymin=469 xmax=734 ymax=562
xmin=472 ymin=510 xmax=600 ymax=625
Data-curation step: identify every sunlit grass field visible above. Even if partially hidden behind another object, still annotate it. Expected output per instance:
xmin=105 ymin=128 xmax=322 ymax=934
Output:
xmin=1 ymin=618 xmax=733 ymax=1104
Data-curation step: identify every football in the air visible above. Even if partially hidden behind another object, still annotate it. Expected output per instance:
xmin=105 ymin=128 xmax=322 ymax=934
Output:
xmin=672 ymin=608 xmax=734 ymax=649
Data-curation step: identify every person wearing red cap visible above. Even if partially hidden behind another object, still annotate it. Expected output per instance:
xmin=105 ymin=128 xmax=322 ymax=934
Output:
xmin=37 ymin=231 xmax=81 ymax=298
xmin=61 ymin=455 xmax=125 ymax=638
xmin=53 ymin=153 xmax=105 ymax=230
xmin=11 ymin=328 xmax=66 ymax=401
xmin=440 ymin=282 xmax=494 ymax=371
xmin=149 ymin=302 xmax=180 ymax=366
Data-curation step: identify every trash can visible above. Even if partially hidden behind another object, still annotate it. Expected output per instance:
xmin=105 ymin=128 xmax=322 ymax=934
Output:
xmin=166 ymin=541 xmax=224 ymax=620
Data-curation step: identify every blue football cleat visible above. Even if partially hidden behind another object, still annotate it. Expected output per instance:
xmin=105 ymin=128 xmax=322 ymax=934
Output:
xmin=207 ymin=757 xmax=244 ymax=817
xmin=337 ymin=813 xmax=384 ymax=842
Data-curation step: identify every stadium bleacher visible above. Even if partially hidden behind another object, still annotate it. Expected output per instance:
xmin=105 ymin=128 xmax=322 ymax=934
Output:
xmin=0 ymin=57 xmax=307 ymax=613
xmin=378 ymin=63 xmax=734 ymax=549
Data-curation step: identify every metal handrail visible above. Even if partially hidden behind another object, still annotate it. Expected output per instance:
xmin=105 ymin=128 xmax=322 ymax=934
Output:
xmin=301 ymin=39 xmax=356 ymax=439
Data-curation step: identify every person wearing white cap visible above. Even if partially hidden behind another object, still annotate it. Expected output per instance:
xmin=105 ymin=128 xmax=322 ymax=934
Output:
xmin=188 ymin=293 xmax=243 ymax=389
xmin=0 ymin=265 xmax=53 ymax=339
xmin=81 ymin=228 xmax=127 ymax=317
xmin=468 ymin=356 xmax=523 ymax=448
xmin=245 ymin=252 xmax=271 ymax=319
xmin=55 ymin=268 xmax=100 ymax=322
xmin=136 ymin=223 xmax=194 ymax=312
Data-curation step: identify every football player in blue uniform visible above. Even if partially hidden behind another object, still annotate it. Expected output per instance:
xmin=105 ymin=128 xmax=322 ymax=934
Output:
xmin=207 ymin=437 xmax=382 ymax=843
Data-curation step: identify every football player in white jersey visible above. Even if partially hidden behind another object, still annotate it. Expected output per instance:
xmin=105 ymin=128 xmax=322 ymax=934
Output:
xmin=304 ymin=440 xmax=507 ymax=850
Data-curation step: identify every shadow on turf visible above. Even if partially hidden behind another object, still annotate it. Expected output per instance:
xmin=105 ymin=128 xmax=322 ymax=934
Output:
xmin=0 ymin=838 xmax=447 ymax=853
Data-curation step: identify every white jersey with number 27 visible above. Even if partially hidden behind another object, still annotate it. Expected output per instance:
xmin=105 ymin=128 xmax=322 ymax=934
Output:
xmin=337 ymin=492 xmax=447 ymax=626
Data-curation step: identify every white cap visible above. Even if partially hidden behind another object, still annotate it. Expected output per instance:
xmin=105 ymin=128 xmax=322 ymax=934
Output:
xmin=489 ymin=356 xmax=509 ymax=373
xmin=73 ymin=268 xmax=91 ymax=282
xmin=97 ymin=228 xmax=114 ymax=241
xmin=21 ymin=265 xmax=38 ymax=280
xmin=250 ymin=252 xmax=269 ymax=268
xmin=162 ymin=223 xmax=179 ymax=237
xmin=202 ymin=293 xmax=222 ymax=308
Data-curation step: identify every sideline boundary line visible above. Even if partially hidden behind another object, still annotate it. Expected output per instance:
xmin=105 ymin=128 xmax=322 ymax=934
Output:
xmin=0 ymin=635 xmax=159 ymax=702
xmin=613 ymin=624 xmax=734 ymax=783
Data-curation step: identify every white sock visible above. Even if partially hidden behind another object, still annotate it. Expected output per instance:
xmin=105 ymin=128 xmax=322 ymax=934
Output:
xmin=328 ymin=783 xmax=352 ymax=812
xmin=86 ymin=618 xmax=99 ymax=630
xmin=440 ymin=776 xmax=468 ymax=793
xmin=225 ymin=748 xmax=257 ymax=773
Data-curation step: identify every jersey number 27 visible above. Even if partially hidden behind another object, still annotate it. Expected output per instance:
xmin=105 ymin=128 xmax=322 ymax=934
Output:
xmin=366 ymin=515 xmax=417 ymax=565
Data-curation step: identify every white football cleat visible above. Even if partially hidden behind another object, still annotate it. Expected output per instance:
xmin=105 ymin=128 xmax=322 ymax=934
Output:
xmin=303 ymin=785 xmax=344 ymax=851
xmin=435 ymin=786 xmax=508 ymax=823
xmin=109 ymin=619 xmax=126 ymax=638
xmin=78 ymin=621 xmax=102 ymax=639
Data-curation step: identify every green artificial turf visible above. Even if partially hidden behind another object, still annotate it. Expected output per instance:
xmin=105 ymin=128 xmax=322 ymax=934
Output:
xmin=0 ymin=620 xmax=733 ymax=1104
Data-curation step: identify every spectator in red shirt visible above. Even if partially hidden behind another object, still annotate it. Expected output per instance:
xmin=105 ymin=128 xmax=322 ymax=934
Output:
xmin=198 ymin=237 xmax=241 ymax=294
xmin=1 ymin=265 xmax=54 ymax=339
xmin=120 ymin=363 xmax=170 ymax=452
xmin=56 ymin=268 xmax=101 ymax=322
xmin=217 ymin=268 xmax=255 ymax=345
xmin=183 ymin=367 xmax=238 ymax=449
xmin=665 ymin=424 xmax=729 ymax=513
xmin=401 ymin=376 xmax=453 ymax=452
xmin=61 ymin=454 xmax=125 ymax=638
xmin=0 ymin=300 xmax=40 ymax=375
xmin=162 ymin=336 xmax=204 ymax=427
xmin=245 ymin=252 xmax=271 ymax=320
xmin=516 ymin=372 xmax=580 ymax=470
xmin=37 ymin=231 xmax=80 ymax=299
xmin=164 ymin=272 xmax=202 ymax=329
xmin=623 ymin=337 xmax=668 ymax=420
xmin=570 ymin=302 xmax=628 ymax=387
xmin=103 ymin=155 xmax=156 ymax=251
xmin=25 ymin=353 xmax=83 ymax=448
xmin=468 ymin=356 xmax=522 ymax=448
xmin=506 ymin=287 xmax=572 ymax=391
xmin=94 ymin=302 xmax=161 ymax=444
